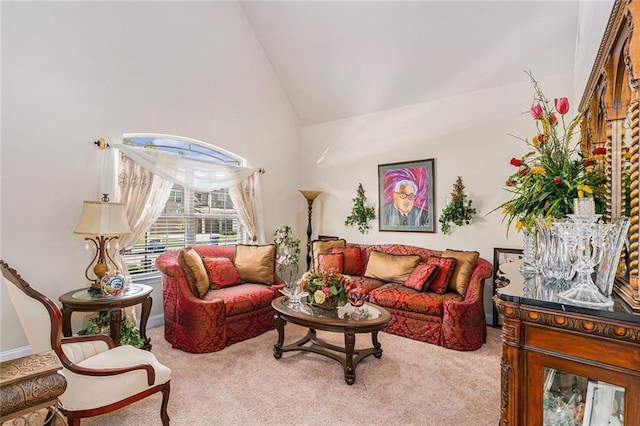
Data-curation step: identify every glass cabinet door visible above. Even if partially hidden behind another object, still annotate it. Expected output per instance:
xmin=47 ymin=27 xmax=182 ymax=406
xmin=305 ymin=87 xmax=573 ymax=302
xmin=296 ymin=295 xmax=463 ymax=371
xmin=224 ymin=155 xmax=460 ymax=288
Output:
xmin=543 ymin=367 xmax=625 ymax=426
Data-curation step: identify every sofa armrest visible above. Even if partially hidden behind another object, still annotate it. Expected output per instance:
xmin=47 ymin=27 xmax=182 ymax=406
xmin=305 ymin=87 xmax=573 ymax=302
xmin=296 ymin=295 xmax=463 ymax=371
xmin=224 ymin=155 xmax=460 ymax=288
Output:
xmin=440 ymin=259 xmax=492 ymax=351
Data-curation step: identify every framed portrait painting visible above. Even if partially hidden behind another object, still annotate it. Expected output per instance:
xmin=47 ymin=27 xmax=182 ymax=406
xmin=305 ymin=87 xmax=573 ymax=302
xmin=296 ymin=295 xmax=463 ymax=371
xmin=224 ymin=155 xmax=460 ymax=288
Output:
xmin=378 ymin=159 xmax=435 ymax=232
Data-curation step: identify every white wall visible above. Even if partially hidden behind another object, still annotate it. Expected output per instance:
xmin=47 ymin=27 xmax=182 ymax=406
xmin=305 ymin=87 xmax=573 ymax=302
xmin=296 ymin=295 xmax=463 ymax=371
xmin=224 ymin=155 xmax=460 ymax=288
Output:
xmin=1 ymin=1 xmax=301 ymax=353
xmin=299 ymin=72 xmax=574 ymax=317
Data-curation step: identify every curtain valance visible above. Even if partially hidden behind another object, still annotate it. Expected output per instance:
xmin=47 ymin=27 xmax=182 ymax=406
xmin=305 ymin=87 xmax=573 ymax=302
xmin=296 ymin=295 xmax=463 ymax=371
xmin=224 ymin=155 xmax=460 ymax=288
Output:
xmin=114 ymin=143 xmax=257 ymax=192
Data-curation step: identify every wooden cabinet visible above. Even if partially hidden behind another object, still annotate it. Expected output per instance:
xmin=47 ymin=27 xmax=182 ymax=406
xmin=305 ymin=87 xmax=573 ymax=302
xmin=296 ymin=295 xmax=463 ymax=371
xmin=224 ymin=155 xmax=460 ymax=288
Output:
xmin=494 ymin=262 xmax=640 ymax=425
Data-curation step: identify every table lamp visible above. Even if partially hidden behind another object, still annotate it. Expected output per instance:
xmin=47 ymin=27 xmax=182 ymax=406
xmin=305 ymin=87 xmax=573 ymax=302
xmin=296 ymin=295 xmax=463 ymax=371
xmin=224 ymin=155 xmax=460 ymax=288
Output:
xmin=299 ymin=190 xmax=323 ymax=270
xmin=74 ymin=194 xmax=131 ymax=292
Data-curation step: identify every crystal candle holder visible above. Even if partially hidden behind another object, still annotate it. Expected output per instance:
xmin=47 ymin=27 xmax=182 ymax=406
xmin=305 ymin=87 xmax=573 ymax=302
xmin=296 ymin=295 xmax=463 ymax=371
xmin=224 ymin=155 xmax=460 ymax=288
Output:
xmin=573 ymin=198 xmax=595 ymax=216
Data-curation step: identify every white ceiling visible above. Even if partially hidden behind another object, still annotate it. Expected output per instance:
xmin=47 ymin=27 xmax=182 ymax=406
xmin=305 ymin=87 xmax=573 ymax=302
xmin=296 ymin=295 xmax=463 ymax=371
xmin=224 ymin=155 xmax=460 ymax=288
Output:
xmin=239 ymin=1 xmax=582 ymax=126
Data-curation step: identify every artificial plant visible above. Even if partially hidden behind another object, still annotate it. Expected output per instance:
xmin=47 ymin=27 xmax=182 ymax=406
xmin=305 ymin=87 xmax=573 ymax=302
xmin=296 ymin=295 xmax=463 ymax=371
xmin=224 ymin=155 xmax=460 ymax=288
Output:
xmin=83 ymin=314 xmax=145 ymax=348
xmin=345 ymin=183 xmax=376 ymax=234
xmin=438 ymin=176 xmax=477 ymax=235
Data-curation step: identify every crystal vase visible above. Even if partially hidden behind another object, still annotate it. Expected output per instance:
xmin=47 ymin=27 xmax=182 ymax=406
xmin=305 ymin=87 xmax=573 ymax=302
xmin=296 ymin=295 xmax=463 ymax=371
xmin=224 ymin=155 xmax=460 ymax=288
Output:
xmin=520 ymin=230 xmax=538 ymax=276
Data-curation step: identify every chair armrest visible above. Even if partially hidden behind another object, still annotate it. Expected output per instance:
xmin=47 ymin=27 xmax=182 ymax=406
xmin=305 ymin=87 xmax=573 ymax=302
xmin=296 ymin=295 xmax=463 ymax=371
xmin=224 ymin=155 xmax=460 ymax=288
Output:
xmin=62 ymin=334 xmax=115 ymax=349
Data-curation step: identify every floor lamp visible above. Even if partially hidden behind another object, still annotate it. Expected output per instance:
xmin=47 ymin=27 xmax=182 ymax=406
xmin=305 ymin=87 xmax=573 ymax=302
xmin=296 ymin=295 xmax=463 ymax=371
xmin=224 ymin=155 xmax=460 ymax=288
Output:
xmin=299 ymin=190 xmax=323 ymax=270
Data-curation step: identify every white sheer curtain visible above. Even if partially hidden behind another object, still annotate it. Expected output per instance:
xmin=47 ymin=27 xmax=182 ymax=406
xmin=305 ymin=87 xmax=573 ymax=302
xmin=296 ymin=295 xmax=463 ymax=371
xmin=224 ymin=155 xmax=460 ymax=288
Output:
xmin=229 ymin=172 xmax=266 ymax=244
xmin=111 ymin=152 xmax=174 ymax=276
xmin=112 ymin=143 xmax=265 ymax=243
xmin=115 ymin=144 xmax=256 ymax=191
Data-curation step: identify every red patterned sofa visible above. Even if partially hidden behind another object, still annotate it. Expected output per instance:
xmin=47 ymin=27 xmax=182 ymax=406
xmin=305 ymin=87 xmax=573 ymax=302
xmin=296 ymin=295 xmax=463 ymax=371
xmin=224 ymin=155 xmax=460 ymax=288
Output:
xmin=313 ymin=241 xmax=492 ymax=351
xmin=156 ymin=245 xmax=284 ymax=353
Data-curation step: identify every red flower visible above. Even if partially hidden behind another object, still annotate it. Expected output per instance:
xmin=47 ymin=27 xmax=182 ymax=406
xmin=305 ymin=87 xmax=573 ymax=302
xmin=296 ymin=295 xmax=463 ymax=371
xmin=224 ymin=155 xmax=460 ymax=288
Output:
xmin=510 ymin=157 xmax=521 ymax=167
xmin=548 ymin=113 xmax=558 ymax=126
xmin=554 ymin=97 xmax=569 ymax=115
xmin=593 ymin=147 xmax=606 ymax=155
xmin=583 ymin=159 xmax=594 ymax=167
xmin=623 ymin=146 xmax=629 ymax=153
xmin=520 ymin=168 xmax=529 ymax=176
xmin=537 ymin=134 xmax=546 ymax=143
xmin=553 ymin=176 xmax=561 ymax=185
xmin=530 ymin=103 xmax=543 ymax=119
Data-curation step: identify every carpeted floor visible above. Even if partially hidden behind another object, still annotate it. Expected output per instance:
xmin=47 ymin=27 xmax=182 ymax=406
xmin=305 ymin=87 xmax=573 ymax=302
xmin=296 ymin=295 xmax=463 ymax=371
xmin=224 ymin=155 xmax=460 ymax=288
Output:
xmin=83 ymin=325 xmax=502 ymax=425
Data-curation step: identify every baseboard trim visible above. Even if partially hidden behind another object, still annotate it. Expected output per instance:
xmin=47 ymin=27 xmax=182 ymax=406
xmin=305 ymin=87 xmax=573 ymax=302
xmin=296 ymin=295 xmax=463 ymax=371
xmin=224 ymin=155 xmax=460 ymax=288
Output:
xmin=0 ymin=314 xmax=165 ymax=362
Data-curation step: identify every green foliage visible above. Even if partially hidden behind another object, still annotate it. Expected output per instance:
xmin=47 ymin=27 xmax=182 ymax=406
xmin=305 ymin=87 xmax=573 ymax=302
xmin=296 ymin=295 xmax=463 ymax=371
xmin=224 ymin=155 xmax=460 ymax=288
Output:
xmin=344 ymin=183 xmax=376 ymax=234
xmin=83 ymin=314 xmax=145 ymax=348
xmin=439 ymin=177 xmax=477 ymax=235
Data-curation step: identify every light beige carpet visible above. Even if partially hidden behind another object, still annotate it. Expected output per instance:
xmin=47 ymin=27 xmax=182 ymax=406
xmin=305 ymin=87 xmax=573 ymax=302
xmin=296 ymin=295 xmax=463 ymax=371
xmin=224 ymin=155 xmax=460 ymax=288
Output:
xmin=83 ymin=325 xmax=501 ymax=425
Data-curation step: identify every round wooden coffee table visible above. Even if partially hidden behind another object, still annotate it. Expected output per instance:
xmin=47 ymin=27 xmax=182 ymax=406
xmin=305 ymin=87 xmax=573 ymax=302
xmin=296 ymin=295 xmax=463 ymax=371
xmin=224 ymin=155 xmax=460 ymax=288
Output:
xmin=271 ymin=296 xmax=391 ymax=385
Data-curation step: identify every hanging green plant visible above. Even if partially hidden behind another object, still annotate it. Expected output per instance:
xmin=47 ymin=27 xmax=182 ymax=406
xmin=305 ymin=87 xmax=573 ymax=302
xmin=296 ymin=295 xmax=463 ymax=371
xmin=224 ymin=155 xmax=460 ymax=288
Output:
xmin=345 ymin=183 xmax=376 ymax=234
xmin=83 ymin=314 xmax=145 ymax=348
xmin=438 ymin=176 xmax=477 ymax=235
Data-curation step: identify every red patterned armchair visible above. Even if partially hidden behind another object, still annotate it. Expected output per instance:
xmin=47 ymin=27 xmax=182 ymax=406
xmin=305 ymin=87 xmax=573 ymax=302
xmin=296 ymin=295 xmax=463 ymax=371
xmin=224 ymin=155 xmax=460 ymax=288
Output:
xmin=156 ymin=245 xmax=284 ymax=353
xmin=311 ymin=241 xmax=492 ymax=351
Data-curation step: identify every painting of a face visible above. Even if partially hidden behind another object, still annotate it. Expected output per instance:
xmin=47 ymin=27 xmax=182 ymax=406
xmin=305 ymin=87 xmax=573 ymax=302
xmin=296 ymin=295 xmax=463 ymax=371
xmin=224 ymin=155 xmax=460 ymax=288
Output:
xmin=393 ymin=184 xmax=416 ymax=214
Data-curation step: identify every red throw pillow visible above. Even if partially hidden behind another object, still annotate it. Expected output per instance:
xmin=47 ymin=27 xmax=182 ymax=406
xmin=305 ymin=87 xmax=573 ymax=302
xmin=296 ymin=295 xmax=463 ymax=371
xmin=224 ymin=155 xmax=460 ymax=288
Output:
xmin=203 ymin=257 xmax=242 ymax=289
xmin=330 ymin=247 xmax=363 ymax=275
xmin=425 ymin=257 xmax=457 ymax=294
xmin=318 ymin=252 xmax=344 ymax=273
xmin=403 ymin=263 xmax=439 ymax=291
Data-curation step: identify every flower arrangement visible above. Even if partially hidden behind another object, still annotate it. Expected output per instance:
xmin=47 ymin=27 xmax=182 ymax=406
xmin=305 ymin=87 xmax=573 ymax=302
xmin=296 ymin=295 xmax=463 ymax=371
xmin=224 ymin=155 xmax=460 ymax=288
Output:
xmin=273 ymin=225 xmax=301 ymax=285
xmin=438 ymin=176 xmax=476 ymax=234
xmin=344 ymin=183 xmax=376 ymax=234
xmin=296 ymin=269 xmax=356 ymax=309
xmin=497 ymin=71 xmax=606 ymax=233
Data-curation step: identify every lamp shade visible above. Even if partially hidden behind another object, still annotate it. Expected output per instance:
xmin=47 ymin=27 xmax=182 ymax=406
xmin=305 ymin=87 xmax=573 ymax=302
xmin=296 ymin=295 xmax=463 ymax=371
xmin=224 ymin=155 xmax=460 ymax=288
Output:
xmin=74 ymin=201 xmax=131 ymax=236
xmin=299 ymin=190 xmax=323 ymax=201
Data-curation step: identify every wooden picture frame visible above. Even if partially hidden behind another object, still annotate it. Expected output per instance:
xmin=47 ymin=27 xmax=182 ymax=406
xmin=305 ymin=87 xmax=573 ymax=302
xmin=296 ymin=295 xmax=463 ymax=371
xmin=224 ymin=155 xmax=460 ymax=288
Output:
xmin=492 ymin=247 xmax=524 ymax=327
xmin=378 ymin=159 xmax=435 ymax=232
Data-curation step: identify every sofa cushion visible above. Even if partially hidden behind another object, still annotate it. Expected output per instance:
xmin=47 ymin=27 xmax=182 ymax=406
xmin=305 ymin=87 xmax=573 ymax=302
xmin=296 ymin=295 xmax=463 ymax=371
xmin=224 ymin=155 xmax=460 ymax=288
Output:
xmin=425 ymin=257 xmax=457 ymax=294
xmin=330 ymin=247 xmax=364 ymax=275
xmin=234 ymin=244 xmax=276 ymax=285
xmin=204 ymin=283 xmax=275 ymax=316
xmin=311 ymin=239 xmax=346 ymax=270
xmin=177 ymin=247 xmax=209 ymax=299
xmin=318 ymin=252 xmax=344 ymax=273
xmin=403 ymin=263 xmax=439 ymax=291
xmin=364 ymin=251 xmax=421 ymax=283
xmin=368 ymin=283 xmax=463 ymax=316
xmin=344 ymin=275 xmax=386 ymax=294
xmin=442 ymin=249 xmax=479 ymax=295
xmin=203 ymin=257 xmax=242 ymax=289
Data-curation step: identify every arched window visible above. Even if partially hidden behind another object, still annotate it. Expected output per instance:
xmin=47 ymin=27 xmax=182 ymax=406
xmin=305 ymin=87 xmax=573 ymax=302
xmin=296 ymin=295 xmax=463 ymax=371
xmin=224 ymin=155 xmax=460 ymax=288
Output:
xmin=121 ymin=134 xmax=246 ymax=281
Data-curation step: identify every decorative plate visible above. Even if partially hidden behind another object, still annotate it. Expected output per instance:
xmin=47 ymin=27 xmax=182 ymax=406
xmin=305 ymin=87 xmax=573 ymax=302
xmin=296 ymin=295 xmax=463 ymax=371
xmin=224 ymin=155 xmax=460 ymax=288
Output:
xmin=101 ymin=272 xmax=125 ymax=297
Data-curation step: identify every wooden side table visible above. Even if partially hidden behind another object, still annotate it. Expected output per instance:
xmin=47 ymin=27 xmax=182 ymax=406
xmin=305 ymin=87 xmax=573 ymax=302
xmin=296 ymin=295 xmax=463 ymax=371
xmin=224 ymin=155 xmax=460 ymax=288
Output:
xmin=58 ymin=284 xmax=153 ymax=350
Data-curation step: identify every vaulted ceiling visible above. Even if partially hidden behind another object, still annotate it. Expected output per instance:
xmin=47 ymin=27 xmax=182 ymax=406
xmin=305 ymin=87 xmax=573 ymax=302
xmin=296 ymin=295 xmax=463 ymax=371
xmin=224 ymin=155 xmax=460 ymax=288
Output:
xmin=239 ymin=1 xmax=582 ymax=126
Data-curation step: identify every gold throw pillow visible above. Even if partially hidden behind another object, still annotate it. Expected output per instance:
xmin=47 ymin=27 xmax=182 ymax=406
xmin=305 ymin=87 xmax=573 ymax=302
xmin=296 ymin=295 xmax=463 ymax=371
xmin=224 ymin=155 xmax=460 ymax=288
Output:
xmin=177 ymin=247 xmax=210 ymax=299
xmin=234 ymin=244 xmax=276 ymax=285
xmin=363 ymin=251 xmax=421 ymax=283
xmin=441 ymin=249 xmax=479 ymax=295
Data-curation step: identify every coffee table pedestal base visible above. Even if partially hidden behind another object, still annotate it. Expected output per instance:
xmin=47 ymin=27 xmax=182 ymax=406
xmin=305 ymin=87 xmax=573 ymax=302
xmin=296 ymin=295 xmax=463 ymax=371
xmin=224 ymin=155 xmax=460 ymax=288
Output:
xmin=273 ymin=313 xmax=384 ymax=385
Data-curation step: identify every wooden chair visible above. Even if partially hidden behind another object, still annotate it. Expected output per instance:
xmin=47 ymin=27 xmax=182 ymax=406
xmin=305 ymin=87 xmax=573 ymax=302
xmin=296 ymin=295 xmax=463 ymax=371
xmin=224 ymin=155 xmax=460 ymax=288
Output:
xmin=1 ymin=261 xmax=171 ymax=425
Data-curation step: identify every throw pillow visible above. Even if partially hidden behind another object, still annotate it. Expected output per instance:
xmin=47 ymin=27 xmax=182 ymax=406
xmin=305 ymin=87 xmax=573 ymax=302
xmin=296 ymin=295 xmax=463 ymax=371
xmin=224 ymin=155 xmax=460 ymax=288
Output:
xmin=234 ymin=244 xmax=276 ymax=285
xmin=203 ymin=257 xmax=242 ymax=289
xmin=311 ymin=239 xmax=346 ymax=270
xmin=425 ymin=256 xmax=457 ymax=294
xmin=318 ymin=252 xmax=344 ymax=273
xmin=442 ymin=249 xmax=480 ymax=295
xmin=363 ymin=251 xmax=421 ymax=283
xmin=330 ymin=247 xmax=364 ymax=275
xmin=403 ymin=263 xmax=439 ymax=291
xmin=177 ymin=247 xmax=209 ymax=299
